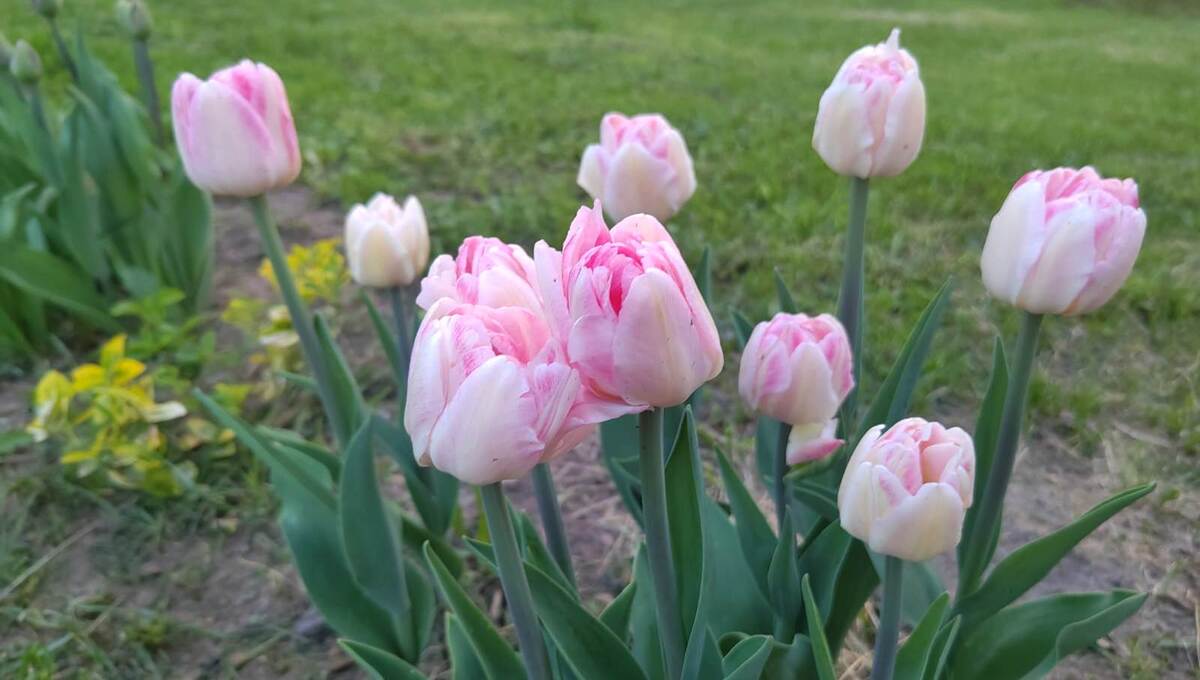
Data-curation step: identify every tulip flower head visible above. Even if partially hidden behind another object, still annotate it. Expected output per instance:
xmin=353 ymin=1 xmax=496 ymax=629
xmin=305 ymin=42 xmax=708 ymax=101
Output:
xmin=981 ymin=166 xmax=1146 ymax=316
xmin=171 ymin=60 xmax=301 ymax=197
xmin=404 ymin=300 xmax=601 ymax=486
xmin=812 ymin=28 xmax=926 ymax=179
xmin=344 ymin=193 xmax=429 ymax=288
xmin=535 ymin=203 xmax=722 ymax=410
xmin=739 ymin=313 xmax=854 ymax=463
xmin=577 ymin=113 xmax=697 ymax=223
xmin=838 ymin=418 xmax=974 ymax=561
xmin=417 ymin=236 xmax=541 ymax=313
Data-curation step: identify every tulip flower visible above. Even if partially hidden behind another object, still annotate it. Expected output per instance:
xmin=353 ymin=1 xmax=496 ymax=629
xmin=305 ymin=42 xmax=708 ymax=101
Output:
xmin=344 ymin=193 xmax=429 ymax=288
xmin=739 ymin=313 xmax=854 ymax=464
xmin=535 ymin=202 xmax=723 ymax=410
xmin=404 ymin=300 xmax=602 ymax=486
xmin=980 ymin=166 xmax=1146 ymax=315
xmin=812 ymin=28 xmax=926 ymax=179
xmin=171 ymin=60 xmax=301 ymax=197
xmin=577 ymin=113 xmax=697 ymax=223
xmin=417 ymin=236 xmax=541 ymax=313
xmin=838 ymin=417 xmax=975 ymax=562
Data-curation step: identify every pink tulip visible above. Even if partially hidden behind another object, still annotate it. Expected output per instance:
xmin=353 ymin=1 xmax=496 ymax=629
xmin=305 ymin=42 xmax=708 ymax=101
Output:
xmin=171 ymin=60 xmax=301 ymax=197
xmin=739 ymin=313 xmax=854 ymax=463
xmin=345 ymin=193 xmax=429 ymax=288
xmin=838 ymin=418 xmax=975 ymax=561
xmin=535 ymin=202 xmax=723 ymax=410
xmin=980 ymin=166 xmax=1146 ymax=315
xmin=577 ymin=113 xmax=697 ymax=222
xmin=812 ymin=28 xmax=926 ymax=178
xmin=404 ymin=300 xmax=602 ymax=485
xmin=416 ymin=236 xmax=542 ymax=313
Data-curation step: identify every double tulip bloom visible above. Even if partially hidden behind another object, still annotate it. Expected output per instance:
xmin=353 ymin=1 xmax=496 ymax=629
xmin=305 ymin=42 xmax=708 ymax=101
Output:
xmin=739 ymin=313 xmax=854 ymax=463
xmin=577 ymin=113 xmax=697 ymax=223
xmin=172 ymin=60 xmax=301 ymax=197
xmin=344 ymin=193 xmax=429 ymax=288
xmin=981 ymin=166 xmax=1146 ymax=315
xmin=417 ymin=236 xmax=541 ymax=313
xmin=812 ymin=28 xmax=926 ymax=179
xmin=838 ymin=418 xmax=975 ymax=561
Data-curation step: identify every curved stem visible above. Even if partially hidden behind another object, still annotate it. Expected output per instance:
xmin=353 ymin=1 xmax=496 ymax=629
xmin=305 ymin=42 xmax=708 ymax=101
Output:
xmin=774 ymin=420 xmax=792 ymax=533
xmin=480 ymin=483 xmax=552 ymax=680
xmin=531 ymin=463 xmax=576 ymax=589
xmin=638 ymin=407 xmax=685 ymax=680
xmin=132 ymin=38 xmax=164 ymax=147
xmin=47 ymin=19 xmax=78 ymax=82
xmin=956 ymin=312 xmax=1043 ymax=598
xmin=872 ymin=556 xmax=903 ymax=680
xmin=836 ymin=177 xmax=870 ymax=426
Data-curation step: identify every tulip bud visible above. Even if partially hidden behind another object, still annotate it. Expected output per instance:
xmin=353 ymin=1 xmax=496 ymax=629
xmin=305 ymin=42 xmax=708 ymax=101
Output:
xmin=31 ymin=0 xmax=63 ymax=19
xmin=981 ymin=166 xmax=1146 ymax=316
xmin=812 ymin=28 xmax=926 ymax=179
xmin=838 ymin=418 xmax=975 ymax=561
xmin=171 ymin=60 xmax=301 ymax=197
xmin=535 ymin=202 xmax=723 ymax=410
xmin=344 ymin=193 xmax=429 ymax=288
xmin=115 ymin=0 xmax=152 ymax=40
xmin=577 ymin=112 xmax=697 ymax=223
xmin=9 ymin=40 xmax=43 ymax=85
xmin=417 ymin=235 xmax=541 ymax=312
xmin=739 ymin=313 xmax=854 ymax=463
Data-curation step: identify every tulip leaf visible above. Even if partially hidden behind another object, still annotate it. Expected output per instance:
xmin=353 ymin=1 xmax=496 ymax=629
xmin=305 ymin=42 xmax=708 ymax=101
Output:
xmin=339 ymin=639 xmax=425 ymax=680
xmin=954 ymin=483 xmax=1155 ymax=631
xmin=731 ymin=310 xmax=755 ymax=350
xmin=767 ymin=512 xmax=802 ymax=636
xmin=824 ymin=536 xmax=878 ymax=655
xmin=958 ymin=337 xmax=1009 ymax=583
xmin=697 ymin=245 xmax=712 ymax=303
xmin=256 ymin=426 xmax=341 ymax=484
xmin=525 ymin=562 xmax=648 ymax=680
xmin=464 ymin=509 xmax=572 ymax=595
xmin=894 ymin=592 xmax=950 ymax=680
xmin=629 ymin=547 xmax=666 ymax=680
xmin=773 ymin=268 xmax=796 ymax=313
xmin=446 ymin=613 xmax=488 ymax=680
xmin=599 ymin=414 xmax=645 ymax=525
xmin=423 ymin=543 xmax=525 ymax=680
xmin=801 ymin=575 xmax=836 ymax=680
xmin=791 ymin=481 xmax=838 ymax=521
xmin=950 ymin=590 xmax=1147 ymax=680
xmin=715 ymin=446 xmax=776 ymax=601
xmin=868 ymin=552 xmax=946 ymax=627
xmin=314 ymin=312 xmax=366 ymax=448
xmin=0 ymin=246 xmax=119 ymax=332
xmin=721 ymin=635 xmax=773 ymax=680
xmin=753 ymin=416 xmax=776 ymax=484
xmin=399 ymin=512 xmax=462 ymax=577
xmin=923 ymin=615 xmax=961 ymax=680
xmin=374 ymin=414 xmax=458 ymax=537
xmin=362 ymin=288 xmax=408 ymax=397
xmin=701 ymin=498 xmax=776 ymax=636
xmin=796 ymin=521 xmax=851 ymax=625
xmin=665 ymin=407 xmax=705 ymax=632
xmin=601 ymin=581 xmax=637 ymax=638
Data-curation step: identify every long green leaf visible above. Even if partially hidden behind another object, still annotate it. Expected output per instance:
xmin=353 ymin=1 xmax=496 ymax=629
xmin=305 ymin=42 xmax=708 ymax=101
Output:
xmin=894 ymin=592 xmax=950 ymax=680
xmin=314 ymin=312 xmax=365 ymax=447
xmin=0 ymin=246 xmax=118 ymax=331
xmin=446 ymin=613 xmax=488 ymax=680
xmin=715 ymin=446 xmax=776 ymax=601
xmin=601 ymin=582 xmax=637 ymax=638
xmin=791 ymin=481 xmax=838 ymax=521
xmin=721 ymin=635 xmax=773 ymax=680
xmin=801 ymin=575 xmax=836 ymax=680
xmin=599 ymin=415 xmax=644 ymax=524
xmin=339 ymin=640 xmax=425 ymax=680
xmin=958 ymin=338 xmax=1008 ymax=581
xmin=773 ymin=268 xmax=796 ymax=313
xmin=363 ymin=289 xmax=407 ymax=393
xmin=665 ymin=407 xmax=705 ymax=634
xmin=767 ymin=512 xmax=801 ymax=636
xmin=731 ymin=311 xmax=755 ymax=351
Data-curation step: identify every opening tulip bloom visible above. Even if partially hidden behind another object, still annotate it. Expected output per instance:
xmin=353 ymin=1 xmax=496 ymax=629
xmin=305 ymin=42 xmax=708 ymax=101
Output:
xmin=344 ymin=193 xmax=429 ymax=288
xmin=577 ymin=113 xmax=697 ymax=223
xmin=417 ymin=236 xmax=542 ymax=313
xmin=171 ymin=60 xmax=301 ymax=197
xmin=535 ymin=202 xmax=722 ymax=410
xmin=980 ymin=166 xmax=1146 ymax=315
xmin=838 ymin=418 xmax=975 ymax=562
xmin=812 ymin=28 xmax=925 ymax=179
xmin=739 ymin=313 xmax=854 ymax=463
xmin=404 ymin=300 xmax=602 ymax=486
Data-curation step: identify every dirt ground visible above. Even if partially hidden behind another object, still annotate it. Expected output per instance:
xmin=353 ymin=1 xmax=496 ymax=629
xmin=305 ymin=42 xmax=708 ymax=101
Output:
xmin=1 ymin=188 xmax=1195 ymax=678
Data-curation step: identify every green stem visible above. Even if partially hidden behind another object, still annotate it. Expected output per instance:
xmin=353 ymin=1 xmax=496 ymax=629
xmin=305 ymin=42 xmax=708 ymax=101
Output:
xmin=638 ymin=407 xmax=685 ymax=680
xmin=132 ymin=38 xmax=164 ymax=147
xmin=387 ymin=285 xmax=412 ymax=368
xmin=774 ymin=420 xmax=792 ymax=533
xmin=956 ymin=312 xmax=1043 ymax=598
xmin=249 ymin=196 xmax=343 ymax=446
xmin=531 ymin=463 xmax=576 ymax=589
xmin=836 ymin=176 xmax=870 ymax=426
xmin=47 ymin=19 xmax=77 ymax=82
xmin=25 ymin=84 xmax=50 ymax=134
xmin=480 ymin=483 xmax=553 ymax=680
xmin=872 ymin=556 xmax=903 ymax=680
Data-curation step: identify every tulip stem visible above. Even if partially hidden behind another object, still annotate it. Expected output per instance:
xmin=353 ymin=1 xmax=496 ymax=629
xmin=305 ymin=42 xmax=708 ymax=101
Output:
xmin=249 ymin=195 xmax=344 ymax=447
xmin=480 ymin=482 xmax=553 ymax=680
xmin=774 ymin=420 xmax=792 ymax=533
xmin=387 ymin=285 xmax=413 ymax=368
xmin=46 ymin=19 xmax=78 ymax=82
xmin=836 ymin=176 xmax=870 ymax=426
xmin=956 ymin=312 xmax=1043 ymax=599
xmin=639 ymin=407 xmax=685 ymax=680
xmin=531 ymin=463 xmax=576 ymax=589
xmin=872 ymin=556 xmax=903 ymax=680
xmin=132 ymin=38 xmax=164 ymax=147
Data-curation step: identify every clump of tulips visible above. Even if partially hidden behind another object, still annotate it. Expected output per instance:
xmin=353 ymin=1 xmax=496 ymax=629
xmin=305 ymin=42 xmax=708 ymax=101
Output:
xmin=177 ymin=26 xmax=1151 ymax=680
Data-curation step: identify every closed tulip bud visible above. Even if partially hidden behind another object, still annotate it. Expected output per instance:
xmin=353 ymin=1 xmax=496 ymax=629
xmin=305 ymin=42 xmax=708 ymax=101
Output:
xmin=577 ymin=113 xmax=696 ymax=223
xmin=838 ymin=418 xmax=975 ymax=561
xmin=9 ymin=40 xmax=42 ymax=85
xmin=739 ymin=313 xmax=854 ymax=463
xmin=171 ymin=60 xmax=301 ymax=197
xmin=31 ymin=0 xmax=62 ymax=19
xmin=116 ymin=0 xmax=152 ymax=40
xmin=344 ymin=193 xmax=429 ymax=288
xmin=417 ymin=236 xmax=541 ymax=313
xmin=812 ymin=28 xmax=926 ymax=179
xmin=404 ymin=300 xmax=605 ymax=485
xmin=535 ymin=202 xmax=722 ymax=410
xmin=981 ymin=166 xmax=1146 ymax=316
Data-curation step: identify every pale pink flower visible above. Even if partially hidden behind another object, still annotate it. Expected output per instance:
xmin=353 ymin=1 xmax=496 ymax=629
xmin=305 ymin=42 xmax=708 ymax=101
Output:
xmin=345 ymin=193 xmax=429 ymax=288
xmin=416 ymin=236 xmax=541 ymax=313
xmin=577 ymin=113 xmax=696 ymax=222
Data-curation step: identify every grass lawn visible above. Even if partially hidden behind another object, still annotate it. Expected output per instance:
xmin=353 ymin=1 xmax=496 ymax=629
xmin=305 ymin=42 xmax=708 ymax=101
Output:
xmin=3 ymin=0 xmax=1198 ymax=676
